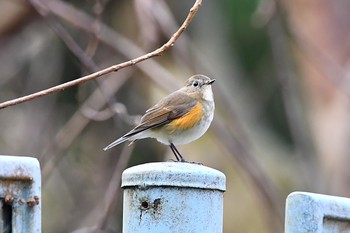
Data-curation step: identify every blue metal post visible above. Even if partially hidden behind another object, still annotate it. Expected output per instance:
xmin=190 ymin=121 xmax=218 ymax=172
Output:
xmin=122 ymin=162 xmax=226 ymax=233
xmin=285 ymin=191 xmax=350 ymax=233
xmin=0 ymin=155 xmax=41 ymax=233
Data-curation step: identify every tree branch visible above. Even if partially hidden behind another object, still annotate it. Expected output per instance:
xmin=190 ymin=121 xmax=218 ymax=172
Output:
xmin=0 ymin=0 xmax=202 ymax=109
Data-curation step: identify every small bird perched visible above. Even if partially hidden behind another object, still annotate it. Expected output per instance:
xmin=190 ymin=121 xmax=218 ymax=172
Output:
xmin=103 ymin=74 xmax=215 ymax=162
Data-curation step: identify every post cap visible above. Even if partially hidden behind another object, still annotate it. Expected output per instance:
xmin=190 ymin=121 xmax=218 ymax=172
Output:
xmin=122 ymin=162 xmax=226 ymax=191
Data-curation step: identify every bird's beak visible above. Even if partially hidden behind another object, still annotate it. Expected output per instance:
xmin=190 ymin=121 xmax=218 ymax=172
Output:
xmin=207 ymin=79 xmax=215 ymax=85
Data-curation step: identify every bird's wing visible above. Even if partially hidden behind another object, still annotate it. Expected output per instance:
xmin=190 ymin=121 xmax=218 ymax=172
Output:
xmin=124 ymin=91 xmax=197 ymax=137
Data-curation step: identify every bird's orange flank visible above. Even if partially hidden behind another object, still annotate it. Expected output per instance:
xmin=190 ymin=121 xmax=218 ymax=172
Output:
xmin=168 ymin=102 xmax=203 ymax=131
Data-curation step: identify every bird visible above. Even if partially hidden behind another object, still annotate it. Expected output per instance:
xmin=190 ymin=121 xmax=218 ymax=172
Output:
xmin=103 ymin=74 xmax=215 ymax=162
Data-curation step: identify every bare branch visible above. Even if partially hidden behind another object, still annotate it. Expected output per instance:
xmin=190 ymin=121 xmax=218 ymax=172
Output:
xmin=0 ymin=0 xmax=202 ymax=109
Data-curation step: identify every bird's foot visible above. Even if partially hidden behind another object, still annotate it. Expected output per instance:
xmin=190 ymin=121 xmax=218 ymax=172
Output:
xmin=168 ymin=159 xmax=203 ymax=165
xmin=185 ymin=160 xmax=203 ymax=165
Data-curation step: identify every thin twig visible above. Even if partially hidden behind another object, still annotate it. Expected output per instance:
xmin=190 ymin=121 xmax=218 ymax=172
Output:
xmin=0 ymin=0 xmax=202 ymax=109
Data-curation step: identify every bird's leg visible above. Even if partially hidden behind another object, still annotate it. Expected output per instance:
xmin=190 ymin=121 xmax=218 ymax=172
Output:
xmin=169 ymin=143 xmax=186 ymax=162
xmin=169 ymin=144 xmax=180 ymax=161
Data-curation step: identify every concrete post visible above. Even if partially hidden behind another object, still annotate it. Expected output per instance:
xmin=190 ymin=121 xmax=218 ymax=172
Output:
xmin=121 ymin=162 xmax=226 ymax=233
xmin=285 ymin=191 xmax=350 ymax=233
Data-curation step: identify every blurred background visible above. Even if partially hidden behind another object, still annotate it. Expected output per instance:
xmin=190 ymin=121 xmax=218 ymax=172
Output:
xmin=1 ymin=0 xmax=350 ymax=232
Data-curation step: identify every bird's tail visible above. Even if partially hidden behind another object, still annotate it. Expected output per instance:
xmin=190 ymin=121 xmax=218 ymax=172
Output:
xmin=103 ymin=136 xmax=129 ymax=151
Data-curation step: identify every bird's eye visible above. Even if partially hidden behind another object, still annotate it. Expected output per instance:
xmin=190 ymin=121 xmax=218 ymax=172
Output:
xmin=193 ymin=81 xmax=199 ymax=87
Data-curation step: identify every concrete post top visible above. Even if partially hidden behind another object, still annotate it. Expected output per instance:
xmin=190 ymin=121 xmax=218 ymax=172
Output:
xmin=122 ymin=162 xmax=226 ymax=191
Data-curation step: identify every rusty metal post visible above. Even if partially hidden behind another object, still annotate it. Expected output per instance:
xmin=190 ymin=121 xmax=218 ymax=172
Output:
xmin=0 ymin=155 xmax=41 ymax=233
xmin=121 ymin=162 xmax=226 ymax=233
